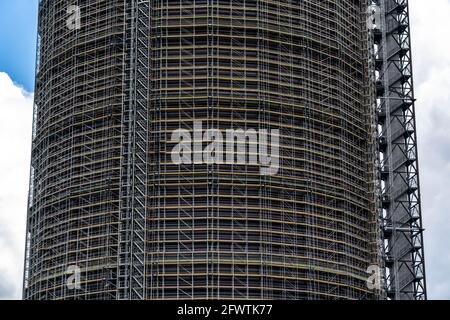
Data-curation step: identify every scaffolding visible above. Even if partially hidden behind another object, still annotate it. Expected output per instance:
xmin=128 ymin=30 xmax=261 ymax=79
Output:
xmin=24 ymin=0 xmax=128 ymax=299
xmin=143 ymin=0 xmax=378 ymax=300
xmin=23 ymin=0 xmax=424 ymax=300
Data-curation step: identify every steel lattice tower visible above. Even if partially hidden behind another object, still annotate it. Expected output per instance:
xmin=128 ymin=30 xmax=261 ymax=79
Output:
xmin=23 ymin=0 xmax=425 ymax=300
xmin=371 ymin=0 xmax=426 ymax=300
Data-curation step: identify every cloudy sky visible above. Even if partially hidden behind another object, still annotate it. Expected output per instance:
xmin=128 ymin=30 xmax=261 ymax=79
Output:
xmin=409 ymin=0 xmax=450 ymax=300
xmin=0 ymin=0 xmax=449 ymax=300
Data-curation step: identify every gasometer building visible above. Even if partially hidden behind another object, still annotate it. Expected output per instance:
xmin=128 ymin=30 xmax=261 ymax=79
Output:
xmin=23 ymin=0 xmax=426 ymax=300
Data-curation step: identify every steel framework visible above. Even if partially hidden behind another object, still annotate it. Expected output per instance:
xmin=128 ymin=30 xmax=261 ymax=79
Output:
xmin=23 ymin=0 xmax=425 ymax=300
xmin=371 ymin=0 xmax=427 ymax=300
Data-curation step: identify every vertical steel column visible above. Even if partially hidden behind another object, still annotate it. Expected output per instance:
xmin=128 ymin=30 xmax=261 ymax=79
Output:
xmin=374 ymin=0 xmax=427 ymax=300
xmin=118 ymin=0 xmax=150 ymax=300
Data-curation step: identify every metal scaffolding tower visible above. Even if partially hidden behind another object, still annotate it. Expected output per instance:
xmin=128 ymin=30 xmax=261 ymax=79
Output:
xmin=372 ymin=0 xmax=427 ymax=300
xmin=118 ymin=0 xmax=151 ymax=300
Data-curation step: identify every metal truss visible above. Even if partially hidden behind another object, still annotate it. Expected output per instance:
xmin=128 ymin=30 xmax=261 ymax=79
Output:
xmin=118 ymin=0 xmax=150 ymax=300
xmin=372 ymin=0 xmax=427 ymax=300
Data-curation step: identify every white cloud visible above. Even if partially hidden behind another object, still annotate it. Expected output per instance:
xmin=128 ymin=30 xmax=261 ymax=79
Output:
xmin=410 ymin=0 xmax=450 ymax=300
xmin=0 ymin=72 xmax=33 ymax=300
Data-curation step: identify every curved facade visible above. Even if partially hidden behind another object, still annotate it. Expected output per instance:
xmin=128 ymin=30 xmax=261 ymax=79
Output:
xmin=24 ymin=0 xmax=380 ymax=300
xmin=24 ymin=0 xmax=128 ymax=300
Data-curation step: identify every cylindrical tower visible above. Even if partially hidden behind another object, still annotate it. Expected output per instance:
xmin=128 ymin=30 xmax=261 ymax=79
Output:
xmin=24 ymin=0 xmax=380 ymax=300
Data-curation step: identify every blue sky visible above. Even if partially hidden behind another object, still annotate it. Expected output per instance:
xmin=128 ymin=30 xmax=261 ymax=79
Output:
xmin=0 ymin=0 xmax=449 ymax=300
xmin=0 ymin=0 xmax=38 ymax=91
